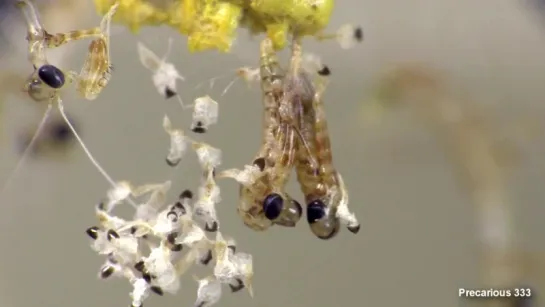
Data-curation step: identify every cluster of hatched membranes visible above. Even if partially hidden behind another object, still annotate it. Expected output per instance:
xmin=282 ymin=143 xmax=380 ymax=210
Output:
xmin=10 ymin=0 xmax=247 ymax=304
xmin=85 ymin=114 xmax=253 ymax=307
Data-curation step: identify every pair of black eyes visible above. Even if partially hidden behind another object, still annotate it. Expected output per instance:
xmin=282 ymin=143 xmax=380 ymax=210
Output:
xmin=37 ymin=64 xmax=65 ymax=89
xmin=262 ymin=194 xmax=326 ymax=222
xmin=262 ymin=193 xmax=302 ymax=220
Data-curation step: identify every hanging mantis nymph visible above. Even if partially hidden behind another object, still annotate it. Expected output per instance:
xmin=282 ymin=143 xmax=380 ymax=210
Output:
xmin=0 ymin=1 xmax=122 ymax=200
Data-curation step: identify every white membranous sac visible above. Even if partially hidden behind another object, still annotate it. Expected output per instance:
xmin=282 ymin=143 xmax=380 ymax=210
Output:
xmin=194 ymin=168 xmax=222 ymax=232
xmin=193 ymin=142 xmax=222 ymax=170
xmin=163 ymin=116 xmax=225 ymax=168
xmin=191 ymin=95 xmax=219 ymax=133
xmin=211 ymin=232 xmax=254 ymax=296
xmin=163 ymin=115 xmax=193 ymax=167
xmin=194 ymin=276 xmax=223 ymax=307
xmin=137 ymin=38 xmax=187 ymax=108
xmin=217 ymin=163 xmax=266 ymax=186
xmin=315 ymin=23 xmax=364 ymax=50
xmin=335 ymin=24 xmax=364 ymax=49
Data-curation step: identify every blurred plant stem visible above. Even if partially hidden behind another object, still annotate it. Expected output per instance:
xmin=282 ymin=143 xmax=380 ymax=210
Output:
xmin=367 ymin=64 xmax=537 ymax=307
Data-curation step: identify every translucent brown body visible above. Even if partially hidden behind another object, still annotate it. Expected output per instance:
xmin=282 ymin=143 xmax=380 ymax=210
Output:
xmin=290 ymin=56 xmax=357 ymax=239
xmin=293 ymin=80 xmax=342 ymax=239
xmin=77 ymin=38 xmax=113 ymax=100
xmin=16 ymin=0 xmax=116 ymax=101
xmin=237 ymin=38 xmax=302 ymax=231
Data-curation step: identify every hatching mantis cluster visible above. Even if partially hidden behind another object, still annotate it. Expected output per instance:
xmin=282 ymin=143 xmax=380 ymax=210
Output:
xmin=218 ymin=37 xmax=360 ymax=239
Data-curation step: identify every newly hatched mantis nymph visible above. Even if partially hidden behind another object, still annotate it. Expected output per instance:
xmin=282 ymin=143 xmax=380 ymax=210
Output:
xmin=290 ymin=52 xmax=360 ymax=240
xmin=218 ymin=38 xmax=304 ymax=231
xmin=0 ymin=1 xmax=129 ymax=203
xmin=17 ymin=0 xmax=117 ymax=101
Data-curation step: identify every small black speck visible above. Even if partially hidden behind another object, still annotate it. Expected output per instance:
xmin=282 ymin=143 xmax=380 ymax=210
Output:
xmin=171 ymin=244 xmax=183 ymax=252
xmin=164 ymin=87 xmax=176 ymax=99
xmin=171 ymin=202 xmax=187 ymax=215
xmin=130 ymin=226 xmax=138 ymax=235
xmin=107 ymin=229 xmax=120 ymax=241
xmin=134 ymin=260 xmax=145 ymax=272
xmin=200 ymin=250 xmax=213 ymax=265
xmin=317 ymin=66 xmax=331 ymax=76
xmin=229 ymin=279 xmax=245 ymax=292
xmin=252 ymin=157 xmax=266 ymax=171
xmin=167 ymin=211 xmax=178 ymax=222
xmin=228 ymin=245 xmax=236 ymax=254
xmin=204 ymin=221 xmax=219 ymax=232
xmin=347 ymin=224 xmax=360 ymax=234
xmin=354 ymin=27 xmax=363 ymax=42
xmin=86 ymin=226 xmax=100 ymax=240
xmin=150 ymin=286 xmax=164 ymax=296
xmin=166 ymin=157 xmax=180 ymax=167
xmin=142 ymin=273 xmax=152 ymax=283
xmin=180 ymin=189 xmax=193 ymax=199
xmin=100 ymin=266 xmax=115 ymax=279
xmin=167 ymin=232 xmax=178 ymax=244
xmin=191 ymin=125 xmax=206 ymax=133
xmin=97 ymin=202 xmax=105 ymax=211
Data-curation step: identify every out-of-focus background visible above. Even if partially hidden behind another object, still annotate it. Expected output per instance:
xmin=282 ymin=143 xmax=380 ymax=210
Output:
xmin=1 ymin=0 xmax=545 ymax=307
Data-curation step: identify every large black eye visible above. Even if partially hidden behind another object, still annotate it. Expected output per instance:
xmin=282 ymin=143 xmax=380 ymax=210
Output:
xmin=38 ymin=64 xmax=65 ymax=89
xmin=263 ymin=193 xmax=283 ymax=220
xmin=307 ymin=200 xmax=326 ymax=224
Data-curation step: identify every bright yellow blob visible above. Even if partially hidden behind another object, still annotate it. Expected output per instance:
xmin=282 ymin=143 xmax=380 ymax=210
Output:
xmin=169 ymin=0 xmax=243 ymax=52
xmin=247 ymin=0 xmax=335 ymax=49
xmin=93 ymin=0 xmax=335 ymax=52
